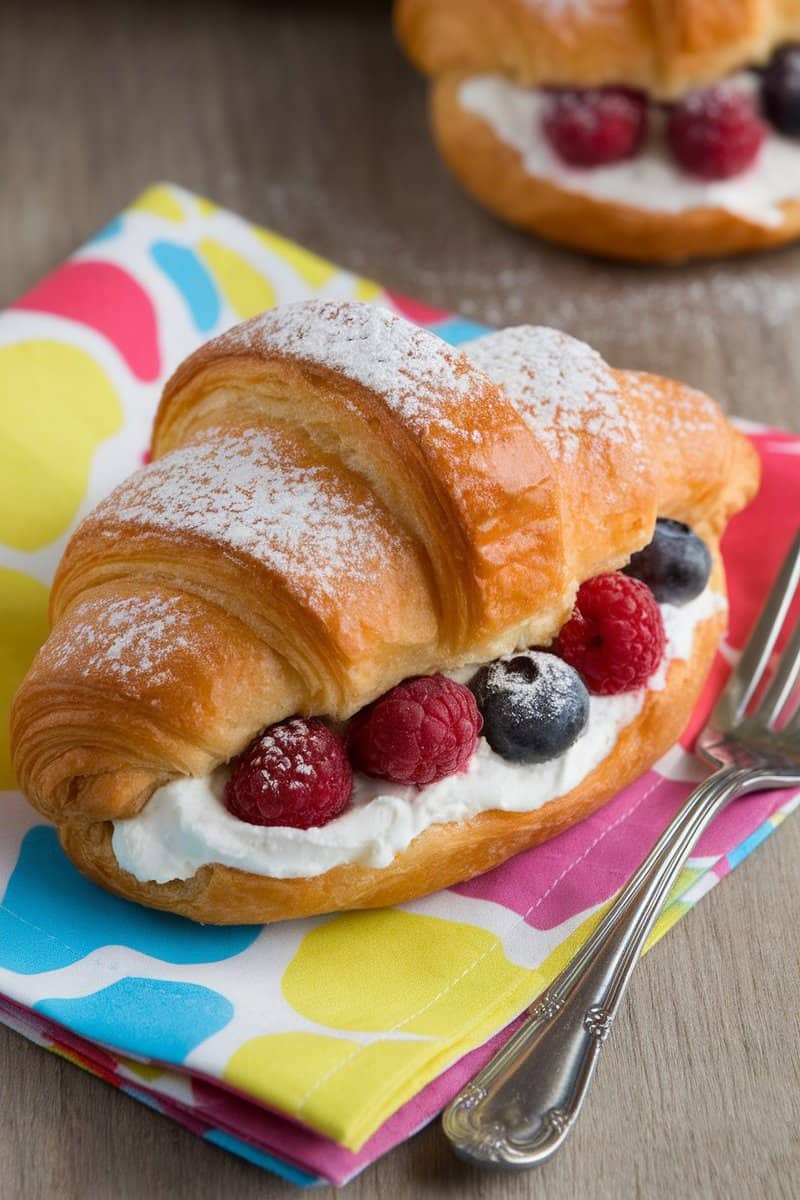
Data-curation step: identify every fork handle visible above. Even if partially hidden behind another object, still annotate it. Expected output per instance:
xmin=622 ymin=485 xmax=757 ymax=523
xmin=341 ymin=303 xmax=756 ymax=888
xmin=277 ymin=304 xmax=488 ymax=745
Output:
xmin=442 ymin=764 xmax=763 ymax=1169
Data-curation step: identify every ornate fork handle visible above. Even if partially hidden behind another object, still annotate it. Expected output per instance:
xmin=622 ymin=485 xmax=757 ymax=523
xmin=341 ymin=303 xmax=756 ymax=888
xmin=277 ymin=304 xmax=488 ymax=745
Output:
xmin=443 ymin=763 xmax=771 ymax=1169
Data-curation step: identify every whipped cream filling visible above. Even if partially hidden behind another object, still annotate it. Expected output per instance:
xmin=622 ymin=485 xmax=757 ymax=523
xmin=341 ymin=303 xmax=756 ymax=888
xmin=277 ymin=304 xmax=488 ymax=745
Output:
xmin=459 ymin=73 xmax=800 ymax=228
xmin=112 ymin=587 xmax=726 ymax=884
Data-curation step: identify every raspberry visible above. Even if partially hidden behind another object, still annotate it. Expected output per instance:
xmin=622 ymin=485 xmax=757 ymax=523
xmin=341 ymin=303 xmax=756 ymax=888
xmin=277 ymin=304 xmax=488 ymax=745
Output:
xmin=348 ymin=675 xmax=482 ymax=786
xmin=225 ymin=717 xmax=352 ymax=828
xmin=666 ymin=84 xmax=765 ymax=180
xmin=542 ymin=87 xmax=648 ymax=167
xmin=555 ymin=573 xmax=665 ymax=695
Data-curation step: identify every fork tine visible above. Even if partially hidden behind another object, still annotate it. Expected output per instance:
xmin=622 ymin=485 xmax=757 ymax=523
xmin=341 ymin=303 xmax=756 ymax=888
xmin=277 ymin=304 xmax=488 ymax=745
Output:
xmin=715 ymin=529 xmax=800 ymax=728
xmin=754 ymin=614 xmax=800 ymax=727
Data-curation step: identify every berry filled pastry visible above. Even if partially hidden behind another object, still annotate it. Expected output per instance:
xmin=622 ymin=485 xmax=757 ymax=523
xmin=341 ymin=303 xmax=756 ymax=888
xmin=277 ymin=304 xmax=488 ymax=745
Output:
xmin=11 ymin=300 xmax=759 ymax=924
xmin=395 ymin=0 xmax=800 ymax=262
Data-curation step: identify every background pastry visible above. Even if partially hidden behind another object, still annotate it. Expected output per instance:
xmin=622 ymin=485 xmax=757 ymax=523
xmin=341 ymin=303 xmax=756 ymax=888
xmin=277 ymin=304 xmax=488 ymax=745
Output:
xmin=395 ymin=0 xmax=800 ymax=262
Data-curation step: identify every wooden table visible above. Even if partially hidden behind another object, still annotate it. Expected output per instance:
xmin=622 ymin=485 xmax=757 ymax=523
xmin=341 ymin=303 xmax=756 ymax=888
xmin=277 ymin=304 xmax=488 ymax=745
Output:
xmin=2 ymin=2 xmax=799 ymax=1196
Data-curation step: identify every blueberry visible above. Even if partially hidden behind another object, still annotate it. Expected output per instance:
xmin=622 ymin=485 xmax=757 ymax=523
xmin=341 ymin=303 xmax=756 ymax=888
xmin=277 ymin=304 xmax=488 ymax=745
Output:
xmin=469 ymin=652 xmax=589 ymax=764
xmin=623 ymin=518 xmax=711 ymax=605
xmin=762 ymin=45 xmax=800 ymax=137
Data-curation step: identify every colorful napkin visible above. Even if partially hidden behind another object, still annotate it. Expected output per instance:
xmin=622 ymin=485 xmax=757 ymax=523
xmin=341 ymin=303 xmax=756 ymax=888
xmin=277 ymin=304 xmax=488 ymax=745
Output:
xmin=1 ymin=183 xmax=798 ymax=1187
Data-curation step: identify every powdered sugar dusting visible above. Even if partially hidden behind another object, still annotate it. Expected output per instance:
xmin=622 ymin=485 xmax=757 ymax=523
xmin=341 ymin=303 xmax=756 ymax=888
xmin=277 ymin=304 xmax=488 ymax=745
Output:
xmin=90 ymin=426 xmax=396 ymax=613
xmin=217 ymin=299 xmax=491 ymax=447
xmin=252 ymin=720 xmax=319 ymax=796
xmin=41 ymin=593 xmax=195 ymax=688
xmin=478 ymin=650 xmax=586 ymax=726
xmin=467 ymin=325 xmax=633 ymax=460
xmin=629 ymin=372 xmax=720 ymax=439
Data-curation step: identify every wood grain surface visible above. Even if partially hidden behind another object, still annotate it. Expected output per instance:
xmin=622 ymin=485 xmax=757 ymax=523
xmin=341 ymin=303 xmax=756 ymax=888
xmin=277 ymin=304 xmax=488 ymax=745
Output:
xmin=1 ymin=2 xmax=799 ymax=1197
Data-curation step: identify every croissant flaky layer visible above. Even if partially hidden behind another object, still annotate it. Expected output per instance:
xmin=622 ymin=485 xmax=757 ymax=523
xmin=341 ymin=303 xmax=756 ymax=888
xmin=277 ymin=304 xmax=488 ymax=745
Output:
xmin=11 ymin=301 xmax=759 ymax=922
xmin=395 ymin=0 xmax=800 ymax=99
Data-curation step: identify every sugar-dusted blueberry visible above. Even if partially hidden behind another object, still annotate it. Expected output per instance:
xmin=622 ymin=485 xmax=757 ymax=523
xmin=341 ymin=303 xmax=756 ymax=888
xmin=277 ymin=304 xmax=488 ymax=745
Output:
xmin=762 ymin=45 xmax=800 ymax=137
xmin=469 ymin=651 xmax=589 ymax=764
xmin=623 ymin=518 xmax=711 ymax=605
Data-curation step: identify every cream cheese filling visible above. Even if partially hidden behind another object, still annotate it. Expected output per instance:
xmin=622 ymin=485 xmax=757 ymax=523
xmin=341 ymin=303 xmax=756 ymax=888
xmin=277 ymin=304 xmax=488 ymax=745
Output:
xmin=458 ymin=73 xmax=800 ymax=228
xmin=111 ymin=587 xmax=726 ymax=884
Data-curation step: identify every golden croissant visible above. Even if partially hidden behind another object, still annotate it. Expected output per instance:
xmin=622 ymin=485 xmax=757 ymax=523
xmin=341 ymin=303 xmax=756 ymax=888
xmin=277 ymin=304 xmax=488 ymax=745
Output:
xmin=11 ymin=300 xmax=759 ymax=923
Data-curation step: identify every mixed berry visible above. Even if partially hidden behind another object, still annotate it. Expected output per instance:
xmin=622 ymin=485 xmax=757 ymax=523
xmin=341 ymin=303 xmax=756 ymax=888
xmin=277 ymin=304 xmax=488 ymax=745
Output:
xmin=555 ymin=573 xmax=666 ymax=695
xmin=541 ymin=43 xmax=800 ymax=181
xmin=223 ymin=522 xmax=711 ymax=830
xmin=469 ymin=651 xmax=589 ymax=763
xmin=542 ymin=88 xmax=648 ymax=168
xmin=762 ymin=45 xmax=800 ymax=136
xmin=348 ymin=674 xmax=482 ymax=785
xmin=666 ymin=85 xmax=765 ymax=180
xmin=623 ymin=518 xmax=712 ymax=605
xmin=225 ymin=717 xmax=352 ymax=830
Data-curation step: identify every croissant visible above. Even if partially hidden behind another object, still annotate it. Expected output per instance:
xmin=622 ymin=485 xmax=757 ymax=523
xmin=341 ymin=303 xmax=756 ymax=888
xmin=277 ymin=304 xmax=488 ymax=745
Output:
xmin=394 ymin=0 xmax=800 ymax=262
xmin=11 ymin=300 xmax=759 ymax=924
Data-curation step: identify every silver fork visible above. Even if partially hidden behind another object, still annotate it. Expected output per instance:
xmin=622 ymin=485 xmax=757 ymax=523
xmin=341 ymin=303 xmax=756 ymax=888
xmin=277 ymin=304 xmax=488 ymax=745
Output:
xmin=443 ymin=530 xmax=800 ymax=1170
